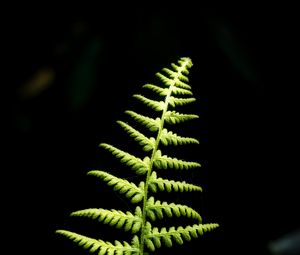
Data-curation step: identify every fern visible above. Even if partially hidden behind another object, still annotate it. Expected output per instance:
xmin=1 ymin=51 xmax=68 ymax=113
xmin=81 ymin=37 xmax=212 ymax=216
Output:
xmin=56 ymin=57 xmax=219 ymax=254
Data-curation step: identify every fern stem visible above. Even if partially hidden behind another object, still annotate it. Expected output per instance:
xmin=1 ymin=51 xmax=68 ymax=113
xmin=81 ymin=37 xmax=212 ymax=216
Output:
xmin=139 ymin=59 xmax=191 ymax=254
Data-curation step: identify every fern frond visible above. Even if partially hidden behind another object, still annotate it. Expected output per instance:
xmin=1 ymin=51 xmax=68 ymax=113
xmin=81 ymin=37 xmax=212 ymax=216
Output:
xmin=144 ymin=222 xmax=219 ymax=251
xmin=100 ymin=143 xmax=149 ymax=175
xmin=164 ymin=110 xmax=199 ymax=125
xmin=146 ymin=196 xmax=202 ymax=222
xmin=133 ymin=94 xmax=165 ymax=111
xmin=56 ymin=230 xmax=140 ymax=255
xmin=154 ymin=150 xmax=201 ymax=170
xmin=143 ymin=84 xmax=168 ymax=96
xmin=71 ymin=207 xmax=142 ymax=233
xmin=160 ymin=128 xmax=199 ymax=146
xmin=56 ymin=57 xmax=219 ymax=255
xmin=88 ymin=170 xmax=144 ymax=203
xmin=125 ymin=110 xmax=160 ymax=132
xmin=168 ymin=96 xmax=196 ymax=108
xmin=117 ymin=121 xmax=155 ymax=152
xmin=148 ymin=171 xmax=202 ymax=193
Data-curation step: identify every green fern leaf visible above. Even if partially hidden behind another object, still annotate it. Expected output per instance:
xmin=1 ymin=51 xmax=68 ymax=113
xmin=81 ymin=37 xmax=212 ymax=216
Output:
xmin=71 ymin=208 xmax=142 ymax=233
xmin=125 ymin=110 xmax=160 ymax=132
xmin=174 ymin=79 xmax=192 ymax=90
xmin=145 ymin=223 xmax=219 ymax=250
xmin=162 ymin=67 xmax=177 ymax=78
xmin=160 ymin=128 xmax=199 ymax=146
xmin=149 ymin=171 xmax=202 ymax=192
xmin=171 ymin=86 xmax=193 ymax=96
xmin=117 ymin=121 xmax=155 ymax=151
xmin=177 ymin=72 xmax=189 ymax=83
xmin=100 ymin=143 xmax=149 ymax=175
xmin=168 ymin=96 xmax=196 ymax=108
xmin=133 ymin=94 xmax=165 ymax=111
xmin=87 ymin=170 xmax=143 ymax=203
xmin=143 ymin=84 xmax=168 ymax=96
xmin=154 ymin=150 xmax=201 ymax=170
xmin=145 ymin=239 xmax=155 ymax=252
xmin=164 ymin=110 xmax=199 ymax=125
xmin=56 ymin=230 xmax=139 ymax=255
xmin=155 ymin=72 xmax=174 ymax=87
xmin=146 ymin=196 xmax=202 ymax=222
xmin=56 ymin=57 xmax=219 ymax=255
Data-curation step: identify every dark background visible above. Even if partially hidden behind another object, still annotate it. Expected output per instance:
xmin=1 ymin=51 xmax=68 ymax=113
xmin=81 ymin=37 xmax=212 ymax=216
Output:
xmin=7 ymin=7 xmax=299 ymax=255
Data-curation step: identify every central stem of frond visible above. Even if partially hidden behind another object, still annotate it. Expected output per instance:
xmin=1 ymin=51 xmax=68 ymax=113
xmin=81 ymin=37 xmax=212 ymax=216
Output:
xmin=139 ymin=60 xmax=190 ymax=255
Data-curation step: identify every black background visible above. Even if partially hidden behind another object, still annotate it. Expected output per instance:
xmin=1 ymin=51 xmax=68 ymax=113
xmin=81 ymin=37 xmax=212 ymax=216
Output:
xmin=7 ymin=7 xmax=299 ymax=255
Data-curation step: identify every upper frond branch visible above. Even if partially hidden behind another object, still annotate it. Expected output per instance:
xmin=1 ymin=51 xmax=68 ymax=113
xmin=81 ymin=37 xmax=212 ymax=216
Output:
xmin=148 ymin=171 xmax=202 ymax=193
xmin=133 ymin=94 xmax=165 ymax=111
xmin=164 ymin=111 xmax=199 ymax=125
xmin=154 ymin=150 xmax=201 ymax=170
xmin=143 ymin=84 xmax=168 ymax=96
xmin=171 ymin=63 xmax=189 ymax=75
xmin=146 ymin=196 xmax=202 ymax=222
xmin=160 ymin=128 xmax=199 ymax=146
xmin=99 ymin=143 xmax=149 ymax=175
xmin=155 ymin=72 xmax=174 ymax=87
xmin=168 ymin=97 xmax=196 ymax=107
xmin=156 ymin=72 xmax=192 ymax=90
xmin=175 ymin=79 xmax=192 ymax=90
xmin=163 ymin=67 xmax=189 ymax=82
xmin=125 ymin=110 xmax=160 ymax=132
xmin=88 ymin=170 xmax=144 ymax=203
xmin=117 ymin=121 xmax=155 ymax=152
xmin=171 ymin=86 xmax=193 ymax=96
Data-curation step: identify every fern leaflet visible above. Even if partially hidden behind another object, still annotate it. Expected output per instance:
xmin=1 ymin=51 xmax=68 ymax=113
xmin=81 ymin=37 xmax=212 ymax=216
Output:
xmin=164 ymin=110 xmax=199 ymax=124
xmin=148 ymin=171 xmax=202 ymax=193
xmin=87 ymin=170 xmax=144 ymax=203
xmin=99 ymin=143 xmax=149 ymax=175
xmin=125 ymin=110 xmax=160 ymax=132
xmin=56 ymin=230 xmax=140 ymax=255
